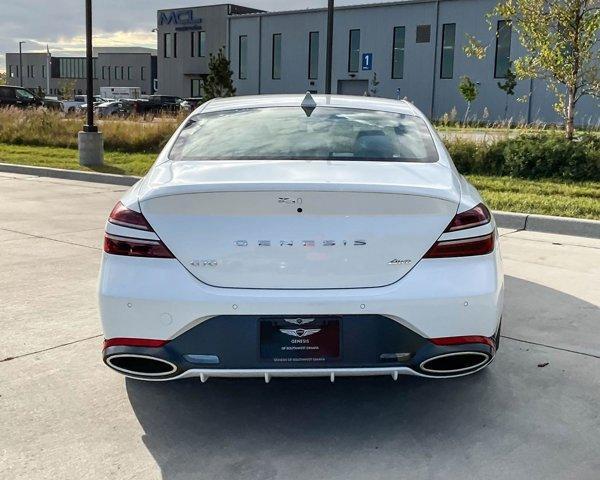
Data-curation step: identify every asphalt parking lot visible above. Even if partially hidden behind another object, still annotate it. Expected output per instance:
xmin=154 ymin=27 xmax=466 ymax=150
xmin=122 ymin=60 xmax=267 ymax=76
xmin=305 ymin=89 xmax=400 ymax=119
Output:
xmin=1 ymin=172 xmax=599 ymax=480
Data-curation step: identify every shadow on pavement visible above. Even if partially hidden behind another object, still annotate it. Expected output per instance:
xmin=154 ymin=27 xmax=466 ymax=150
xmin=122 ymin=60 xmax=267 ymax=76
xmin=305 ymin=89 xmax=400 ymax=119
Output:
xmin=125 ymin=275 xmax=600 ymax=480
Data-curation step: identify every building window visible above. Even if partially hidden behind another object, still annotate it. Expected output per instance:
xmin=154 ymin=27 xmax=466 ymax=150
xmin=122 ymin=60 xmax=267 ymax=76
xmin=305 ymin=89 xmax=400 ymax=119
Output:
xmin=173 ymin=33 xmax=178 ymax=58
xmin=494 ymin=20 xmax=512 ymax=78
xmin=127 ymin=66 xmax=132 ymax=80
xmin=141 ymin=66 xmax=146 ymax=81
xmin=191 ymin=78 xmax=202 ymax=97
xmin=239 ymin=35 xmax=248 ymax=79
xmin=392 ymin=26 xmax=405 ymax=79
xmin=164 ymin=33 xmax=172 ymax=58
xmin=42 ymin=65 xmax=46 ymax=78
xmin=191 ymin=31 xmax=207 ymax=57
xmin=348 ymin=29 xmax=360 ymax=72
xmin=308 ymin=31 xmax=319 ymax=80
xmin=102 ymin=66 xmax=106 ymax=80
xmin=9 ymin=66 xmax=15 ymax=78
xmin=272 ymin=33 xmax=282 ymax=80
xmin=416 ymin=25 xmax=431 ymax=43
xmin=440 ymin=23 xmax=456 ymax=79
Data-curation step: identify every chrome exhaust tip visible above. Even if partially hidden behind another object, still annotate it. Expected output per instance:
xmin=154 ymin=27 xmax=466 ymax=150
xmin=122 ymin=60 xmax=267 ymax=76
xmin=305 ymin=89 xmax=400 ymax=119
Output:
xmin=106 ymin=354 xmax=177 ymax=377
xmin=420 ymin=351 xmax=490 ymax=375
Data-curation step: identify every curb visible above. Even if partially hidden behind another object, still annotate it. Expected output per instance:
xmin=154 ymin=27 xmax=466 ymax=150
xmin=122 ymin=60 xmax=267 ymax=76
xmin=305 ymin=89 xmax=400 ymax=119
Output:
xmin=1 ymin=162 xmax=599 ymax=239
xmin=0 ymin=162 xmax=140 ymax=187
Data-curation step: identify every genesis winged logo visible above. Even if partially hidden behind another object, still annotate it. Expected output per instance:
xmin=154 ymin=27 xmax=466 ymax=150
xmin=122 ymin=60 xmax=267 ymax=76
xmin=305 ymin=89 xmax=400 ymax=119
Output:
xmin=280 ymin=328 xmax=321 ymax=338
xmin=284 ymin=318 xmax=315 ymax=326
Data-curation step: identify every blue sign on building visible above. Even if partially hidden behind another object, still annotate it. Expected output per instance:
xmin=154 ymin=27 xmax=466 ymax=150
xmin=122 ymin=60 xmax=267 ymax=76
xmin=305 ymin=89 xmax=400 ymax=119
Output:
xmin=362 ymin=53 xmax=373 ymax=71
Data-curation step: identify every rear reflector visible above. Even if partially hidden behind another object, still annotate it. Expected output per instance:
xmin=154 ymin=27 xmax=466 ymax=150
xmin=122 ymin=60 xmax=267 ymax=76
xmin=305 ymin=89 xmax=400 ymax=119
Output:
xmin=108 ymin=202 xmax=152 ymax=231
xmin=103 ymin=338 xmax=169 ymax=349
xmin=445 ymin=203 xmax=491 ymax=232
xmin=104 ymin=233 xmax=174 ymax=258
xmin=424 ymin=233 xmax=494 ymax=258
xmin=430 ymin=335 xmax=496 ymax=349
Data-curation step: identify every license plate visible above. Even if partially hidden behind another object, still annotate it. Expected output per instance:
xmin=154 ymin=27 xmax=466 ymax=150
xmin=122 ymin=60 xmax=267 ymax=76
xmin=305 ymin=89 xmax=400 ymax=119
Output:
xmin=260 ymin=317 xmax=340 ymax=363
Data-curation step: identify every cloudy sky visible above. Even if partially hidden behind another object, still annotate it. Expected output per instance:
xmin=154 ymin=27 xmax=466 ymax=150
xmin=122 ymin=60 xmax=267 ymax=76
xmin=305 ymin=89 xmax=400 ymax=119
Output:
xmin=0 ymin=0 xmax=401 ymax=72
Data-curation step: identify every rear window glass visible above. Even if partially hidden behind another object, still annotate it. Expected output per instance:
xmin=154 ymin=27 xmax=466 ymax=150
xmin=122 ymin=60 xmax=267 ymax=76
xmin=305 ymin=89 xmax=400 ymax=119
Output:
xmin=169 ymin=107 xmax=438 ymax=162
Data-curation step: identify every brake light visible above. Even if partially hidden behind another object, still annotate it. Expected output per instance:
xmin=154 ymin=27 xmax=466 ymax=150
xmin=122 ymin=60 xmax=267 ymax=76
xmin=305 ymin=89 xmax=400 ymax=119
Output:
xmin=108 ymin=201 xmax=152 ymax=231
xmin=103 ymin=234 xmax=174 ymax=258
xmin=445 ymin=203 xmax=491 ymax=232
xmin=103 ymin=338 xmax=169 ymax=349
xmin=424 ymin=233 xmax=495 ymax=258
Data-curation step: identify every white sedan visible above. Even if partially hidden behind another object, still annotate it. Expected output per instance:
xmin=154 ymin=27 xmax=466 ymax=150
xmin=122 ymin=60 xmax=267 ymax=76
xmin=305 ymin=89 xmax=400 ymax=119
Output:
xmin=99 ymin=94 xmax=503 ymax=382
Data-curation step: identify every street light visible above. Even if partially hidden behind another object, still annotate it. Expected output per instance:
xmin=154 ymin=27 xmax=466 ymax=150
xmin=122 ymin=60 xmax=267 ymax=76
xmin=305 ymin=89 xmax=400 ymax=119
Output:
xmin=325 ymin=0 xmax=334 ymax=94
xmin=78 ymin=0 xmax=104 ymax=166
xmin=18 ymin=41 xmax=26 ymax=87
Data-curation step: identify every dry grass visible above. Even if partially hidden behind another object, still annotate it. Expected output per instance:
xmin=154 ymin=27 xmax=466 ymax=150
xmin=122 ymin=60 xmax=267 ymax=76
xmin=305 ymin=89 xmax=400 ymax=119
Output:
xmin=0 ymin=108 xmax=182 ymax=153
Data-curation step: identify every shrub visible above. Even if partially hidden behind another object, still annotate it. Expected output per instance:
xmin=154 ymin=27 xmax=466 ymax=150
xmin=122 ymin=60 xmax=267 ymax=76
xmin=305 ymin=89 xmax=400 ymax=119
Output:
xmin=445 ymin=134 xmax=600 ymax=181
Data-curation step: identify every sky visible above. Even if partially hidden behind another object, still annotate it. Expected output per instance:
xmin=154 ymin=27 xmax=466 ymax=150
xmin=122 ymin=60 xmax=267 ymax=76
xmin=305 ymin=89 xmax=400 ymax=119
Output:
xmin=0 ymin=0 xmax=402 ymax=72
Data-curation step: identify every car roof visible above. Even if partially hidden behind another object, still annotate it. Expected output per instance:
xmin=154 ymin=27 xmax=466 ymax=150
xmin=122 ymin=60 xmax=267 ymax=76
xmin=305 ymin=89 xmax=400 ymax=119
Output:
xmin=200 ymin=94 xmax=420 ymax=117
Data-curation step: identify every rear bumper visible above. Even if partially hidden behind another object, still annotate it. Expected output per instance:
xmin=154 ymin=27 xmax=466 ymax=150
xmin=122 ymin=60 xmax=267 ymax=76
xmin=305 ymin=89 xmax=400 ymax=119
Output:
xmin=99 ymin=248 xmax=503 ymax=341
xmin=103 ymin=315 xmax=500 ymax=381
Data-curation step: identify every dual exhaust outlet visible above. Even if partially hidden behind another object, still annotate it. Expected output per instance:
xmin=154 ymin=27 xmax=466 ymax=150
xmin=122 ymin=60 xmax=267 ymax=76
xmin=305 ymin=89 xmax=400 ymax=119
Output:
xmin=105 ymin=351 xmax=491 ymax=379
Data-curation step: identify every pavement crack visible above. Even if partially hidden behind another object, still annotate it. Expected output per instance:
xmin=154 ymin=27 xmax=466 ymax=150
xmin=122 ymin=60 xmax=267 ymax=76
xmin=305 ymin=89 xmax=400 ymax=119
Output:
xmin=502 ymin=335 xmax=600 ymax=359
xmin=1 ymin=334 xmax=103 ymax=363
xmin=0 ymin=227 xmax=101 ymax=250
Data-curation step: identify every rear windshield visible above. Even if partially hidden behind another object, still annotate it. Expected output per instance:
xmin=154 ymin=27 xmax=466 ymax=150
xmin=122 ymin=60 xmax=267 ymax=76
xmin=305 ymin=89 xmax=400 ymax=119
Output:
xmin=169 ymin=107 xmax=438 ymax=162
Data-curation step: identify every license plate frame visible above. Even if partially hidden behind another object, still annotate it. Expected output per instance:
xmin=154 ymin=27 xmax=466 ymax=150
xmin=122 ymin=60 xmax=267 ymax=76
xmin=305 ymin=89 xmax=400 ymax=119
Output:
xmin=259 ymin=317 xmax=341 ymax=363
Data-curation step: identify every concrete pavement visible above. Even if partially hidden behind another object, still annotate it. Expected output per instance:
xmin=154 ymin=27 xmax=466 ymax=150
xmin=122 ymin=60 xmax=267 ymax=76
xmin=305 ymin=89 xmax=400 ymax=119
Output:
xmin=1 ymin=172 xmax=599 ymax=480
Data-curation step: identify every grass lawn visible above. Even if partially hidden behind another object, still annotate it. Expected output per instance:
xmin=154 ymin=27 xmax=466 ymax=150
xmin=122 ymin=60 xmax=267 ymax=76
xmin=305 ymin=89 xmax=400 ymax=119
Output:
xmin=1 ymin=143 xmax=598 ymax=220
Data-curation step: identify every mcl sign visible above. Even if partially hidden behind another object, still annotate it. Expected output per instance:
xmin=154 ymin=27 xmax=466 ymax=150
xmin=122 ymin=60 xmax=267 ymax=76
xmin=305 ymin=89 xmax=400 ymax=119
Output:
xmin=159 ymin=10 xmax=202 ymax=26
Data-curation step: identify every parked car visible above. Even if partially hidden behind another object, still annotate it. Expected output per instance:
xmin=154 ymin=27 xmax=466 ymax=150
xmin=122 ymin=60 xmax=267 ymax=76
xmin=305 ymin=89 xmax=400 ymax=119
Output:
xmin=63 ymin=95 xmax=105 ymax=113
xmin=0 ymin=86 xmax=62 ymax=110
xmin=94 ymin=100 xmax=127 ymax=118
xmin=99 ymin=94 xmax=503 ymax=382
xmin=77 ymin=97 xmax=108 ymax=112
xmin=180 ymin=97 xmax=204 ymax=111
xmin=137 ymin=95 xmax=183 ymax=114
xmin=0 ymin=85 xmax=44 ymax=108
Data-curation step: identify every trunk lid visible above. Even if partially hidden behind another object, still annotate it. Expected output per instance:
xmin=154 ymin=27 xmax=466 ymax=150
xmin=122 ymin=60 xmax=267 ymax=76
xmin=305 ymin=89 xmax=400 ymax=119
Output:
xmin=139 ymin=160 xmax=460 ymax=289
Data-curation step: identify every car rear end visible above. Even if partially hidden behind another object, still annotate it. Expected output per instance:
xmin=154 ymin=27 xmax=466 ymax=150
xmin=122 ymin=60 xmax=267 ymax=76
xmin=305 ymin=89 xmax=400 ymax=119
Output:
xmin=99 ymin=95 xmax=503 ymax=382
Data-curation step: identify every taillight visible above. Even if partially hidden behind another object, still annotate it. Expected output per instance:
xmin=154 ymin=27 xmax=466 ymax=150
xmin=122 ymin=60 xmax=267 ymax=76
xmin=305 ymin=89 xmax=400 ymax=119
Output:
xmin=104 ymin=202 xmax=174 ymax=258
xmin=108 ymin=201 xmax=152 ymax=231
xmin=104 ymin=234 xmax=174 ymax=258
xmin=424 ymin=233 xmax=495 ymax=258
xmin=445 ymin=203 xmax=491 ymax=232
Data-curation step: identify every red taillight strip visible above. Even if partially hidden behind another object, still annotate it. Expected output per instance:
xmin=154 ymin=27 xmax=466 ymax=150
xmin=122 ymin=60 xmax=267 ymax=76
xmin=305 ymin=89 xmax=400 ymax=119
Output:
xmin=103 ymin=233 xmax=175 ymax=258
xmin=424 ymin=233 xmax=495 ymax=258
xmin=103 ymin=338 xmax=169 ymax=349
xmin=431 ymin=336 xmax=496 ymax=348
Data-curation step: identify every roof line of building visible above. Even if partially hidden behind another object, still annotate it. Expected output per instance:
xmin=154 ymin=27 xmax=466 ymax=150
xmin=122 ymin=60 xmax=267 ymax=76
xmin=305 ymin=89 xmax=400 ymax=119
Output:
xmin=230 ymin=0 xmax=442 ymax=18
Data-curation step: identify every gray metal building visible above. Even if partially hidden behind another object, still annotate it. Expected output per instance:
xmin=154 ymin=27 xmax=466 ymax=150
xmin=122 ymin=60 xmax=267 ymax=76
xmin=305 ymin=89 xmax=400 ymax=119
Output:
xmin=155 ymin=1 xmax=598 ymax=125
xmin=5 ymin=47 xmax=157 ymax=97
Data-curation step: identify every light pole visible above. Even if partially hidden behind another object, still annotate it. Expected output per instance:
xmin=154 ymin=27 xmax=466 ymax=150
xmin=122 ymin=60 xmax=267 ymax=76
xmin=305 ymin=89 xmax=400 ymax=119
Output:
xmin=325 ymin=0 xmax=334 ymax=94
xmin=18 ymin=41 xmax=26 ymax=87
xmin=78 ymin=0 xmax=104 ymax=166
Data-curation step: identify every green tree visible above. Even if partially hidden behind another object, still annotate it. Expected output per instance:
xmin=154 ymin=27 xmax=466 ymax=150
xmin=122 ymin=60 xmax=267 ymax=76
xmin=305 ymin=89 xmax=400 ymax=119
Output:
xmin=58 ymin=79 xmax=77 ymax=100
xmin=459 ymin=76 xmax=479 ymax=125
xmin=497 ymin=66 xmax=517 ymax=120
xmin=465 ymin=0 xmax=600 ymax=139
xmin=203 ymin=48 xmax=236 ymax=101
xmin=0 ymin=71 xmax=6 ymax=85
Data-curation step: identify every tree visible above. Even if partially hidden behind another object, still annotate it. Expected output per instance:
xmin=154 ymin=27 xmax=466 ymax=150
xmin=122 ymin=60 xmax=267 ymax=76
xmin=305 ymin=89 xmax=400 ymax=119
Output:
xmin=202 ymin=48 xmax=236 ymax=101
xmin=0 ymin=71 xmax=6 ymax=85
xmin=465 ymin=0 xmax=600 ymax=139
xmin=58 ymin=79 xmax=77 ymax=100
xmin=497 ymin=66 xmax=517 ymax=120
xmin=459 ymin=76 xmax=479 ymax=125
